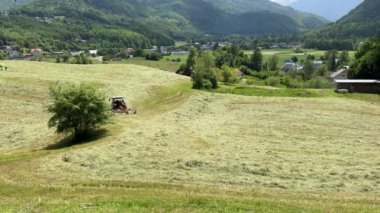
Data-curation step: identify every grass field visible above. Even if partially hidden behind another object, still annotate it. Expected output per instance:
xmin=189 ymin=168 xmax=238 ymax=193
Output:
xmin=0 ymin=61 xmax=379 ymax=212
xmin=111 ymin=56 xmax=185 ymax=73
xmin=245 ymin=49 xmax=356 ymax=65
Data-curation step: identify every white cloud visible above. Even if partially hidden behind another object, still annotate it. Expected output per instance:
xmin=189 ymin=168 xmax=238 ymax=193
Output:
xmin=270 ymin=0 xmax=298 ymax=6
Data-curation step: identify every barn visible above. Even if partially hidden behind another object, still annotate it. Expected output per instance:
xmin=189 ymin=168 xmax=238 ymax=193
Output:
xmin=334 ymin=79 xmax=380 ymax=94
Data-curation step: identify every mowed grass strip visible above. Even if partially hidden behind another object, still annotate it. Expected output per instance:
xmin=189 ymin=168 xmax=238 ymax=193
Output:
xmin=0 ymin=182 xmax=378 ymax=212
xmin=215 ymin=85 xmax=380 ymax=103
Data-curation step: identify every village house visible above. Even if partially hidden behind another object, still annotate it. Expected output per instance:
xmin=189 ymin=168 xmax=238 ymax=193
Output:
xmin=334 ymin=79 xmax=380 ymax=94
xmin=53 ymin=51 xmax=64 ymax=56
xmin=171 ymin=51 xmax=189 ymax=56
xmin=30 ymin=48 xmax=43 ymax=56
xmin=312 ymin=60 xmax=323 ymax=69
xmin=89 ymin=50 xmax=98 ymax=56
xmin=330 ymin=66 xmax=349 ymax=81
xmin=282 ymin=59 xmax=302 ymax=71
xmin=0 ymin=45 xmax=12 ymax=52
xmin=9 ymin=51 xmax=21 ymax=59
xmin=70 ymin=51 xmax=84 ymax=57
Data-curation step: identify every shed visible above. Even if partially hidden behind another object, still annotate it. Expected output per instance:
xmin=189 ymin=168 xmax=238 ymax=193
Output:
xmin=330 ymin=66 xmax=349 ymax=81
xmin=334 ymin=79 xmax=380 ymax=94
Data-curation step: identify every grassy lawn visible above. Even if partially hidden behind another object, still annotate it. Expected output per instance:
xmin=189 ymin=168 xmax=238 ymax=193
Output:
xmin=0 ymin=61 xmax=379 ymax=212
xmin=175 ymin=41 xmax=189 ymax=46
xmin=215 ymin=85 xmax=380 ymax=102
xmin=111 ymin=57 xmax=184 ymax=72
xmin=245 ymin=49 xmax=356 ymax=65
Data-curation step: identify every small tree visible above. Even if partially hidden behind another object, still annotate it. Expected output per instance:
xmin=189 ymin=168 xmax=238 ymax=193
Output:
xmin=191 ymin=52 xmax=218 ymax=89
xmin=221 ymin=65 xmax=238 ymax=85
xmin=268 ymin=54 xmax=279 ymax=71
xmin=145 ymin=52 xmax=162 ymax=61
xmin=338 ymin=51 xmax=349 ymax=67
xmin=176 ymin=47 xmax=197 ymax=76
xmin=48 ymin=82 xmax=110 ymax=141
xmin=250 ymin=48 xmax=263 ymax=71
xmin=325 ymin=50 xmax=337 ymax=71
xmin=302 ymin=59 xmax=315 ymax=80
xmin=291 ymin=56 xmax=298 ymax=63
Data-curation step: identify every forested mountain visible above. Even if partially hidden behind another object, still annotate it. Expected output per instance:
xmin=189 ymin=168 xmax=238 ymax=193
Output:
xmin=291 ymin=0 xmax=362 ymax=21
xmin=303 ymin=0 xmax=380 ymax=50
xmin=0 ymin=0 xmax=328 ymax=51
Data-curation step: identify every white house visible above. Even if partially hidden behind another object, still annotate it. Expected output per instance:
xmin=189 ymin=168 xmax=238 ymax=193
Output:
xmin=313 ymin=60 xmax=323 ymax=69
xmin=70 ymin=51 xmax=84 ymax=56
xmin=89 ymin=50 xmax=98 ymax=56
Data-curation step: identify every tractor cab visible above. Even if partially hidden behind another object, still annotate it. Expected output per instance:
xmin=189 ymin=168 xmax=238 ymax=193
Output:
xmin=110 ymin=96 xmax=127 ymax=110
xmin=109 ymin=96 xmax=136 ymax=114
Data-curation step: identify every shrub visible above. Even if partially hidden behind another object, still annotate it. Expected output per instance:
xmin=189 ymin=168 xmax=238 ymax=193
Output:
xmin=191 ymin=53 xmax=218 ymax=89
xmin=303 ymin=78 xmax=332 ymax=89
xmin=240 ymin=66 xmax=255 ymax=76
xmin=132 ymin=49 xmax=146 ymax=57
xmin=265 ymin=76 xmax=282 ymax=87
xmin=0 ymin=63 xmax=7 ymax=71
xmin=73 ymin=54 xmax=92 ymax=64
xmin=48 ymin=82 xmax=110 ymax=141
xmin=282 ymin=76 xmax=303 ymax=88
xmin=221 ymin=65 xmax=238 ymax=85
xmin=145 ymin=52 xmax=162 ymax=61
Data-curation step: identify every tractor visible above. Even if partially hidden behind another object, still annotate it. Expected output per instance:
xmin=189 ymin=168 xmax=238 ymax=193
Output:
xmin=109 ymin=96 xmax=137 ymax=114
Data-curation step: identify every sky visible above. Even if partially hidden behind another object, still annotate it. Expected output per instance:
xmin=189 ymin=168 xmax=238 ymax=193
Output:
xmin=270 ymin=0 xmax=297 ymax=5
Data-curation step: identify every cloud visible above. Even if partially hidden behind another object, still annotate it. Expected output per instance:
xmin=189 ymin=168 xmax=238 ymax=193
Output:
xmin=270 ymin=0 xmax=298 ymax=5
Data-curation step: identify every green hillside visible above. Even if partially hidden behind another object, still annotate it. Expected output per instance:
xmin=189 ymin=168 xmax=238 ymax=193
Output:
xmin=0 ymin=0 xmax=328 ymax=51
xmin=305 ymin=0 xmax=380 ymax=40
xmin=0 ymin=61 xmax=379 ymax=211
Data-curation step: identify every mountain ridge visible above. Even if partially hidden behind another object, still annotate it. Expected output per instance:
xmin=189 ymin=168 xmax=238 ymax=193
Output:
xmin=291 ymin=0 xmax=362 ymax=21
xmin=304 ymin=0 xmax=380 ymax=40
xmin=0 ymin=0 xmax=329 ymax=51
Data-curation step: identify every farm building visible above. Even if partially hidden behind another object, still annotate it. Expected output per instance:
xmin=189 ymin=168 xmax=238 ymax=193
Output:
xmin=334 ymin=79 xmax=380 ymax=94
xmin=330 ymin=66 xmax=349 ymax=81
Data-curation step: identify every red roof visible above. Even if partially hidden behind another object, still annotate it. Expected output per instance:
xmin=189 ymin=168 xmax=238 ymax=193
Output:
xmin=31 ymin=48 xmax=43 ymax=52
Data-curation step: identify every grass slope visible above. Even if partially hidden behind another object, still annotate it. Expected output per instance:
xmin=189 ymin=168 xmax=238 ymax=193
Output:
xmin=0 ymin=61 xmax=379 ymax=211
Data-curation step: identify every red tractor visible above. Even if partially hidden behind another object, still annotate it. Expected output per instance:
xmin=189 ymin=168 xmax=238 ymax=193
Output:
xmin=110 ymin=96 xmax=137 ymax=114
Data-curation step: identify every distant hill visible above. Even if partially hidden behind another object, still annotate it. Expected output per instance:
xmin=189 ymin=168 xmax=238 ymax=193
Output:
xmin=304 ymin=0 xmax=380 ymax=41
xmin=0 ymin=0 xmax=28 ymax=11
xmin=0 ymin=0 xmax=329 ymax=51
xmin=291 ymin=0 xmax=362 ymax=21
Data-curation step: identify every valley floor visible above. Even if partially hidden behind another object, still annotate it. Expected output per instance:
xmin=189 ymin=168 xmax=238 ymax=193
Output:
xmin=0 ymin=61 xmax=379 ymax=212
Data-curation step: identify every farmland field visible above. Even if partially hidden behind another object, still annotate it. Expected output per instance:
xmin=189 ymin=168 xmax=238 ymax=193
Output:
xmin=245 ymin=49 xmax=356 ymax=65
xmin=0 ymin=61 xmax=379 ymax=212
xmin=111 ymin=56 xmax=186 ymax=73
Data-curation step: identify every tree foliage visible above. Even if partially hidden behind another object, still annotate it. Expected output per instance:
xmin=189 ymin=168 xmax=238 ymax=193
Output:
xmin=48 ymin=82 xmax=110 ymax=140
xmin=302 ymin=59 xmax=315 ymax=80
xmin=250 ymin=48 xmax=263 ymax=71
xmin=177 ymin=47 xmax=198 ymax=76
xmin=191 ymin=52 xmax=218 ymax=89
xmin=349 ymin=37 xmax=380 ymax=79
xmin=268 ymin=54 xmax=279 ymax=71
xmin=221 ymin=65 xmax=238 ymax=85
xmin=325 ymin=50 xmax=337 ymax=71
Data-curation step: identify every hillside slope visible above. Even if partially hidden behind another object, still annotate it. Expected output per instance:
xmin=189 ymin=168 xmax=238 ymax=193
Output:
xmin=0 ymin=61 xmax=379 ymax=212
xmin=304 ymin=0 xmax=380 ymax=39
xmin=0 ymin=0 xmax=328 ymax=51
